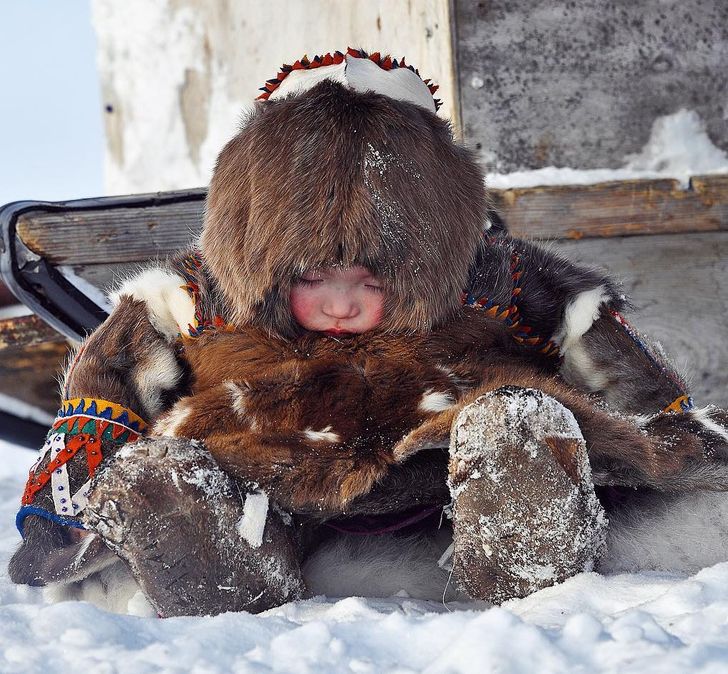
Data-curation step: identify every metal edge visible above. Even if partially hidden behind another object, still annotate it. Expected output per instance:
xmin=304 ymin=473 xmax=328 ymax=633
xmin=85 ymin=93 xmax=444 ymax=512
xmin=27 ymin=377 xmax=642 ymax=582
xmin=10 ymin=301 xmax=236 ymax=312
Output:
xmin=0 ymin=189 xmax=208 ymax=341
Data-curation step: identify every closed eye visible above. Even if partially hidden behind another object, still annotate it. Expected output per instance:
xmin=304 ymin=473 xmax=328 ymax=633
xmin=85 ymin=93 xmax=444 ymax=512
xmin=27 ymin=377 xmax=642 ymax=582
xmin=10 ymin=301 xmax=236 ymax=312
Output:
xmin=365 ymin=284 xmax=385 ymax=293
xmin=294 ymin=278 xmax=323 ymax=287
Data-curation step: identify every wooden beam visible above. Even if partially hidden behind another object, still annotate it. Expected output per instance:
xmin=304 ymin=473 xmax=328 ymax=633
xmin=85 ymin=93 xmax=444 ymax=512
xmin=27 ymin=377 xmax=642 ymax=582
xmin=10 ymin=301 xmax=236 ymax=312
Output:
xmin=0 ymin=314 xmax=66 ymax=349
xmin=16 ymin=199 xmax=205 ymax=264
xmin=492 ymin=174 xmax=728 ymax=240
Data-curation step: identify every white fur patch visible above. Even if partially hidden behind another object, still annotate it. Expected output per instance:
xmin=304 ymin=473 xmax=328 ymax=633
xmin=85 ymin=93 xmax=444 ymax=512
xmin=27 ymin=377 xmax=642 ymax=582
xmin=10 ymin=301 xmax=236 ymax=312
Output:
xmin=601 ymin=491 xmax=728 ymax=574
xmin=419 ymin=389 xmax=456 ymax=413
xmin=43 ymin=561 xmax=155 ymax=617
xmin=692 ymin=407 xmax=728 ymax=443
xmin=134 ymin=342 xmax=184 ymax=418
xmin=237 ymin=491 xmax=269 ymax=549
xmin=302 ymin=528 xmax=466 ymax=601
xmin=554 ymin=285 xmax=611 ymax=351
xmin=153 ymin=400 xmax=192 ymax=438
xmin=303 ymin=426 xmax=341 ymax=443
xmin=110 ymin=267 xmax=196 ymax=340
xmin=554 ymin=285 xmax=611 ymax=392
xmin=559 ymin=341 xmax=609 ymax=392
xmin=269 ymin=54 xmax=437 ymax=113
xmin=225 ymin=381 xmax=248 ymax=418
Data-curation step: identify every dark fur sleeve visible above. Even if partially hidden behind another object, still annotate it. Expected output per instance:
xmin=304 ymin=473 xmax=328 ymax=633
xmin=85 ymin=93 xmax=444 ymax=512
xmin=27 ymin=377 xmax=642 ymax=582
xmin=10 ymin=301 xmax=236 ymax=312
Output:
xmin=465 ymin=234 xmax=692 ymax=414
xmin=9 ymin=296 xmax=189 ymax=588
xmin=465 ymin=234 xmax=624 ymax=348
xmin=64 ymin=297 xmax=188 ymax=420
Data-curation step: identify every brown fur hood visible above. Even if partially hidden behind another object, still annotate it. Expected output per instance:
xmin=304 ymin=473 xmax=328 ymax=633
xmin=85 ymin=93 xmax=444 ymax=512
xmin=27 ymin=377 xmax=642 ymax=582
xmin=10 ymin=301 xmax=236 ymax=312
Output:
xmin=201 ymin=80 xmax=488 ymax=337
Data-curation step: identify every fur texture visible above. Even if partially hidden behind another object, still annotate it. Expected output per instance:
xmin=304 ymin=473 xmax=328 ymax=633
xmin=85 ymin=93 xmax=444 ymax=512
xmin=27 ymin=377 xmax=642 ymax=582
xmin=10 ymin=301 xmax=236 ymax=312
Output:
xmin=155 ymin=307 xmax=716 ymax=519
xmin=201 ymin=80 xmax=488 ymax=337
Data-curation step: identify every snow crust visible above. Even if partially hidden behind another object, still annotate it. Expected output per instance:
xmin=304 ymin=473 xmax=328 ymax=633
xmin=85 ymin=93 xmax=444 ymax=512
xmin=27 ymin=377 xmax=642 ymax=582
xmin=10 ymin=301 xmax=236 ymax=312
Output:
xmin=487 ymin=109 xmax=728 ymax=189
xmin=5 ymin=438 xmax=728 ymax=671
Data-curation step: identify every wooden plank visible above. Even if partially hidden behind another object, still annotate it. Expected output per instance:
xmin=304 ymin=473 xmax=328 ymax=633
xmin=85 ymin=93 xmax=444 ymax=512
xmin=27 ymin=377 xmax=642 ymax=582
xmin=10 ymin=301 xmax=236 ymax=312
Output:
xmin=0 ymin=341 xmax=70 ymax=415
xmin=0 ymin=314 xmax=65 ymax=349
xmin=555 ymin=231 xmax=728 ymax=407
xmin=16 ymin=197 xmax=204 ymax=264
xmin=62 ymin=261 xmax=145 ymax=293
xmin=493 ymin=174 xmax=728 ymax=240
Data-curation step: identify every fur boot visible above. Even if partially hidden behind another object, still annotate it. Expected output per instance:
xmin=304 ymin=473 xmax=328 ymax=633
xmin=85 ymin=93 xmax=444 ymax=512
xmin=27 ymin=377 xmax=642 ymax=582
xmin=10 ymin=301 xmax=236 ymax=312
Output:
xmin=449 ymin=386 xmax=607 ymax=603
xmin=83 ymin=437 xmax=305 ymax=617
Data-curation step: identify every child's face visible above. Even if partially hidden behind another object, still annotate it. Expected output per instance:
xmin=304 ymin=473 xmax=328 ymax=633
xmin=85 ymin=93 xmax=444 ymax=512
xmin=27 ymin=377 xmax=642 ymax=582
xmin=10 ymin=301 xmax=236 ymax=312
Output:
xmin=290 ymin=266 xmax=385 ymax=335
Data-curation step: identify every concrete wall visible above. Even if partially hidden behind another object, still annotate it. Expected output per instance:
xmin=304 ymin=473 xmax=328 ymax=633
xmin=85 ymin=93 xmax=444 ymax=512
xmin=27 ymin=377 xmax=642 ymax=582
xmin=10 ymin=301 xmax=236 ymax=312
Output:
xmin=455 ymin=0 xmax=728 ymax=172
xmin=92 ymin=0 xmax=455 ymax=195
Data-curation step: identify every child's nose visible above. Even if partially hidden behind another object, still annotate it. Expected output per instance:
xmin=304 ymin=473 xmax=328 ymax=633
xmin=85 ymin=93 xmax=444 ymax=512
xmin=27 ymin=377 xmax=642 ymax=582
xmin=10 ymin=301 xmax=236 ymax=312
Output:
xmin=322 ymin=294 xmax=359 ymax=319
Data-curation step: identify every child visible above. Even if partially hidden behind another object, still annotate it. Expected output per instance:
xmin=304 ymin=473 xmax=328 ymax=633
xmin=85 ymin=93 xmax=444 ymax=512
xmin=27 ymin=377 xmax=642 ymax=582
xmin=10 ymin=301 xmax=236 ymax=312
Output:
xmin=155 ymin=262 xmax=702 ymax=521
xmin=10 ymin=49 xmax=728 ymax=617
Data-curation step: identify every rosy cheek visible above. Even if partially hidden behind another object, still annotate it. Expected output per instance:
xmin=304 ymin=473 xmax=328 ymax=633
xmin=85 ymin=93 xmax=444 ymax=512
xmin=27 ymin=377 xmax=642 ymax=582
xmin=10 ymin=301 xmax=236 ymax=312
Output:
xmin=367 ymin=294 xmax=385 ymax=326
xmin=290 ymin=288 xmax=318 ymax=327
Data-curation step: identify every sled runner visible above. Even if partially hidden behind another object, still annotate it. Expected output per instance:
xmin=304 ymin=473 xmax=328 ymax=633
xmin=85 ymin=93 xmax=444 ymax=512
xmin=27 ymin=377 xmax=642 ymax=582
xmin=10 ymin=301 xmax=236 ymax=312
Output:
xmin=0 ymin=175 xmax=727 ymax=433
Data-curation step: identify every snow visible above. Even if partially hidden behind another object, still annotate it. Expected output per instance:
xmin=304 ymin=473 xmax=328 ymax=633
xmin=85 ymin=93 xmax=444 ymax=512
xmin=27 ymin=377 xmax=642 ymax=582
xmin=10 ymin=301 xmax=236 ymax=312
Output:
xmin=487 ymin=109 xmax=728 ymax=190
xmin=5 ymin=438 xmax=728 ymax=671
xmin=238 ymin=492 xmax=269 ymax=549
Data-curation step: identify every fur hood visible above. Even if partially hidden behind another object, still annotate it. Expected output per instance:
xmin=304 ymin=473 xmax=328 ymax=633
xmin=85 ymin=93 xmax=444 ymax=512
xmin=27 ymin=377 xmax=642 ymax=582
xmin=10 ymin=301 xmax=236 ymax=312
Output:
xmin=201 ymin=80 xmax=488 ymax=337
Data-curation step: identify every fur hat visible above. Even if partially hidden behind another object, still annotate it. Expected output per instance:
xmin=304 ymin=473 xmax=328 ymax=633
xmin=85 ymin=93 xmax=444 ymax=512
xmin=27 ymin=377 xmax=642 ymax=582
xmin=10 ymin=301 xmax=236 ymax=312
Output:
xmin=201 ymin=57 xmax=488 ymax=337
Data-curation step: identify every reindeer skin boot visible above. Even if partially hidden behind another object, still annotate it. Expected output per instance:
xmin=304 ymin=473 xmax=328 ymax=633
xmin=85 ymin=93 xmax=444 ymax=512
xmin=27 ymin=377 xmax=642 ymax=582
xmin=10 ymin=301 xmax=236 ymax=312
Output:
xmin=449 ymin=386 xmax=607 ymax=603
xmin=83 ymin=437 xmax=305 ymax=617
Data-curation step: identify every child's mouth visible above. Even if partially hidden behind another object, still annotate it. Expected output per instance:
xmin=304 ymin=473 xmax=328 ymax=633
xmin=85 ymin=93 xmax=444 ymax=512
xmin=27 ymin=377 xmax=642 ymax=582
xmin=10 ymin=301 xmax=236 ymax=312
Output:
xmin=323 ymin=329 xmax=354 ymax=337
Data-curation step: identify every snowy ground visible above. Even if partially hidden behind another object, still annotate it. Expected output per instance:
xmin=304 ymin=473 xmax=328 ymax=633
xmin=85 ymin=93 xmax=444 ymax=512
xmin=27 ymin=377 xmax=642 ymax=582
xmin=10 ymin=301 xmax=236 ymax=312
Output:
xmin=3 ymin=440 xmax=728 ymax=672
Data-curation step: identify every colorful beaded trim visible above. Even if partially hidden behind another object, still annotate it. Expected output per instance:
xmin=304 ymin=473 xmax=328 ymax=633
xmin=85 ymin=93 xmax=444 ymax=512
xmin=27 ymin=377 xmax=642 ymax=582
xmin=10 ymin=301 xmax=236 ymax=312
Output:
xmin=256 ymin=47 xmax=442 ymax=111
xmin=18 ymin=399 xmax=148 ymax=535
xmin=21 ymin=399 xmax=147 ymax=508
xmin=178 ymin=252 xmax=235 ymax=338
xmin=462 ymin=251 xmax=560 ymax=358
xmin=55 ymin=398 xmax=147 ymax=435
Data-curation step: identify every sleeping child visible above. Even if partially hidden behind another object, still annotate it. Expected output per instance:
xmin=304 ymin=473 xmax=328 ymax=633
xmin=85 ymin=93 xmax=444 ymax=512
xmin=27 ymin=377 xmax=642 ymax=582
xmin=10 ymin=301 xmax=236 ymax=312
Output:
xmin=10 ymin=49 xmax=728 ymax=617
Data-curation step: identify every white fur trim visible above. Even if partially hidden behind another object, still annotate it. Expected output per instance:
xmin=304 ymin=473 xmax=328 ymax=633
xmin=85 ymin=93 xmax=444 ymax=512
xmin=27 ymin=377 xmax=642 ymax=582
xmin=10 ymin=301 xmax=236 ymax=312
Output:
xmin=44 ymin=561 xmax=154 ymax=617
xmin=554 ymin=285 xmax=611 ymax=392
xmin=134 ymin=342 xmax=184 ymax=418
xmin=419 ymin=389 xmax=456 ymax=413
xmin=110 ymin=267 xmax=196 ymax=340
xmin=302 ymin=528 xmax=465 ymax=601
xmin=269 ymin=54 xmax=437 ymax=113
xmin=601 ymin=491 xmax=728 ymax=574
xmin=554 ymin=285 xmax=611 ymax=351
xmin=692 ymin=407 xmax=728 ymax=443
xmin=238 ymin=491 xmax=269 ymax=549
xmin=153 ymin=400 xmax=192 ymax=438
xmin=303 ymin=426 xmax=341 ymax=443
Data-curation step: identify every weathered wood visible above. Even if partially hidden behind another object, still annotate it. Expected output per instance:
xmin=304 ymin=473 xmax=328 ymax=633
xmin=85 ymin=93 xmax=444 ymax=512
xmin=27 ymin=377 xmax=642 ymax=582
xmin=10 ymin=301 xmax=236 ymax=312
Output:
xmin=62 ymin=262 xmax=145 ymax=294
xmin=0 ymin=341 xmax=70 ymax=415
xmin=494 ymin=175 xmax=728 ymax=240
xmin=555 ymin=231 xmax=728 ymax=407
xmin=16 ymin=197 xmax=205 ymax=264
xmin=0 ymin=314 xmax=65 ymax=349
